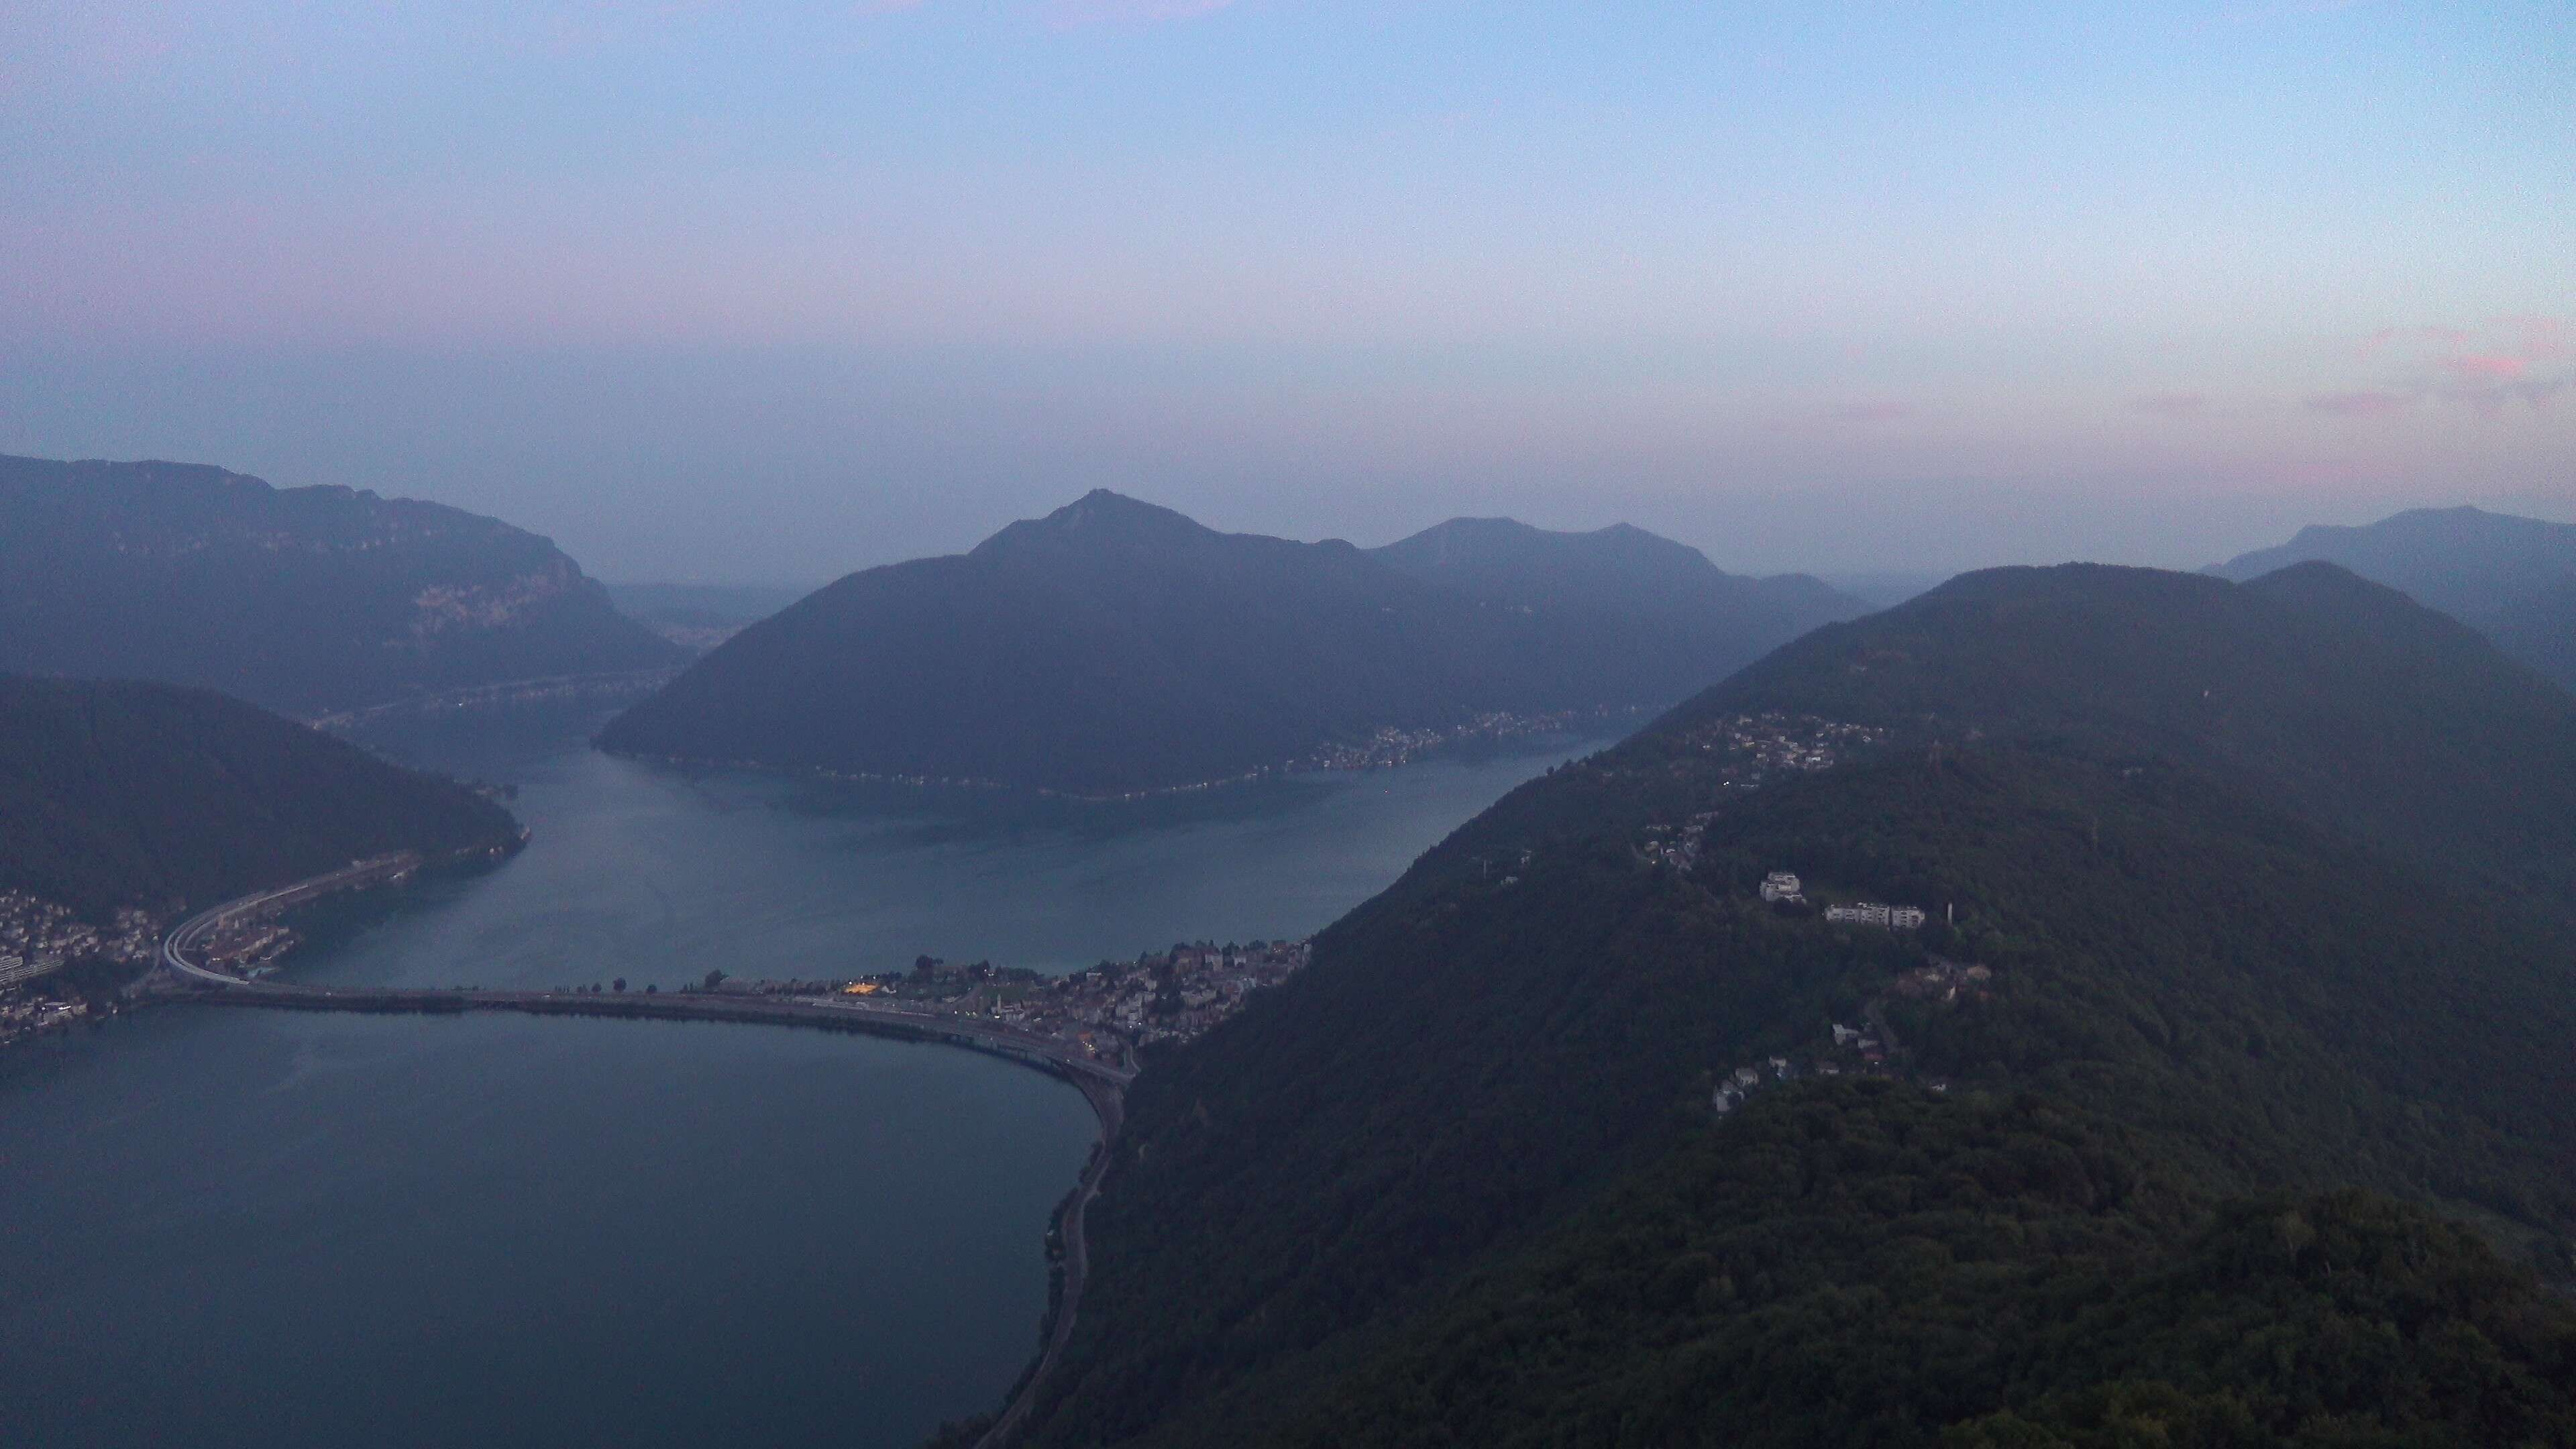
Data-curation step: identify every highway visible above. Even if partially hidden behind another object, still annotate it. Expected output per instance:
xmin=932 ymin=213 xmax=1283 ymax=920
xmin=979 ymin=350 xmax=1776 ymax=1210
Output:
xmin=977 ymin=1076 xmax=1120 ymax=1449
xmin=160 ymin=855 xmax=423 ymax=987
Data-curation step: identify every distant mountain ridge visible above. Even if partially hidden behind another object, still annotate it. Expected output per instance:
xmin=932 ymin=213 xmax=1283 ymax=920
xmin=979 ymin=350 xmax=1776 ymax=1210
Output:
xmin=2212 ymin=505 xmax=2576 ymax=692
xmin=599 ymin=492 xmax=1868 ymax=795
xmin=1371 ymin=515 xmax=1853 ymax=621
xmin=0 ymin=455 xmax=685 ymax=718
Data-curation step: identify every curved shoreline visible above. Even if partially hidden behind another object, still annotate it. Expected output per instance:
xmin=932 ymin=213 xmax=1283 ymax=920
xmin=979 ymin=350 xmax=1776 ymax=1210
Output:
xmin=157 ymin=881 xmax=1129 ymax=1447
xmin=597 ymin=705 xmax=1643 ymax=805
xmin=975 ymin=1081 xmax=1118 ymax=1449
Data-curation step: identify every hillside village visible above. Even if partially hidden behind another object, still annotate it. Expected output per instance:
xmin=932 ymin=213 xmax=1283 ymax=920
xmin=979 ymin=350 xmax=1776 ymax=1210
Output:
xmin=1294 ymin=708 xmax=1639 ymax=775
xmin=1754 ymin=871 xmax=1931 ymax=930
xmin=1638 ymin=712 xmax=1890 ymax=873
xmin=0 ymin=890 xmax=160 ymax=1046
xmin=1712 ymin=953 xmax=1999 ymax=1116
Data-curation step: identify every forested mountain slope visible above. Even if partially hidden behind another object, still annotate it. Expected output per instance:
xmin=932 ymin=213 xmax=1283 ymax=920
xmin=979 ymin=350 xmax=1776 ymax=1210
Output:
xmin=0 ymin=676 xmax=521 ymax=920
xmin=598 ymin=493 xmax=1864 ymax=796
xmin=1295 ymin=1091 xmax=2576 ymax=1449
xmin=0 ymin=455 xmax=684 ymax=718
xmin=2212 ymin=505 xmax=2576 ymax=694
xmin=1010 ymin=563 xmax=2576 ymax=1448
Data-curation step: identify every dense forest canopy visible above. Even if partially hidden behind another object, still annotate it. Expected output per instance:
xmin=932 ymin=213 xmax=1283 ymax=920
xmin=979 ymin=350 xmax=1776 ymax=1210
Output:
xmin=598 ymin=492 xmax=1866 ymax=795
xmin=1011 ymin=561 xmax=2576 ymax=1448
xmin=0 ymin=454 xmax=683 ymax=718
xmin=1688 ymin=561 xmax=2576 ymax=903
xmin=0 ymin=676 xmax=521 ymax=920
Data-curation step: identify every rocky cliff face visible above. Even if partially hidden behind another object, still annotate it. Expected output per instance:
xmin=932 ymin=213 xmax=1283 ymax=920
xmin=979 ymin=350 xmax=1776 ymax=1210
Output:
xmin=0 ymin=454 xmax=684 ymax=717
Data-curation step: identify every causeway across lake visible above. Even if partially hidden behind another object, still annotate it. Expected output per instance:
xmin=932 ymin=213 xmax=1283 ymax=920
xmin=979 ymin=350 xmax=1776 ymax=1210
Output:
xmin=0 ymin=700 xmax=1613 ymax=1449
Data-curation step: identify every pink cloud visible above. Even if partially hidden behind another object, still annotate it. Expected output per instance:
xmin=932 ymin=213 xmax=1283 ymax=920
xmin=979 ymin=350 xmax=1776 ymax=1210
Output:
xmin=2431 ymin=320 xmax=2572 ymax=412
xmin=2443 ymin=354 xmax=2527 ymax=381
xmin=2132 ymin=392 xmax=2208 ymax=419
xmin=2304 ymin=390 xmax=2410 ymax=417
xmin=2328 ymin=316 xmax=2572 ymax=418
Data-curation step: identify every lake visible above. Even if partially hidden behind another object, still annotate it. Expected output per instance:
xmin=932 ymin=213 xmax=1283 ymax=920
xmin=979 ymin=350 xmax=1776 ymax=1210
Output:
xmin=0 ymin=704 xmax=1609 ymax=1448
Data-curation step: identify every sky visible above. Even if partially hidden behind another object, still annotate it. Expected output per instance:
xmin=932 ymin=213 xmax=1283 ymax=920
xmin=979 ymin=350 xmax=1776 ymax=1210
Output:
xmin=3 ymin=0 xmax=2570 ymax=584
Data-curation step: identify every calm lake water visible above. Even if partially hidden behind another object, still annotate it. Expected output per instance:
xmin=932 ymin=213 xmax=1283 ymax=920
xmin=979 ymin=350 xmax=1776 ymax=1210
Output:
xmin=0 ymin=704 xmax=1609 ymax=1449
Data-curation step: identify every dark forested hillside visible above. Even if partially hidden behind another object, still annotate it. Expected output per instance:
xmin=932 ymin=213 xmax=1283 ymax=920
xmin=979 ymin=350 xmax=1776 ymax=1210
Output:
xmin=1695 ymin=561 xmax=2576 ymax=902
xmin=1289 ymin=1090 xmax=2576 ymax=1449
xmin=597 ymin=493 xmax=1865 ymax=796
xmin=1009 ymin=562 xmax=2576 ymax=1448
xmin=0 ymin=455 xmax=684 ymax=718
xmin=0 ymin=676 xmax=521 ymax=920
xmin=2212 ymin=505 xmax=2576 ymax=694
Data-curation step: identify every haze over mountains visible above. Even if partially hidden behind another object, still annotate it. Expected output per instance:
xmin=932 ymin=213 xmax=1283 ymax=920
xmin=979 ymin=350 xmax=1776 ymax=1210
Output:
xmin=0 ymin=455 xmax=684 ymax=720
xmin=601 ymin=582 xmax=810 ymax=655
xmin=2213 ymin=505 xmax=2576 ymax=694
xmin=13 ymin=447 xmax=2576 ymax=1443
xmin=1007 ymin=559 xmax=2576 ymax=1448
xmin=599 ymin=492 xmax=1868 ymax=796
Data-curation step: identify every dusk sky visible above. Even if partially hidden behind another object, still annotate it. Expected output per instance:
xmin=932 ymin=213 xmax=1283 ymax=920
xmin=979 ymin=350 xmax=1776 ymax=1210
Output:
xmin=5 ymin=1 xmax=2569 ymax=584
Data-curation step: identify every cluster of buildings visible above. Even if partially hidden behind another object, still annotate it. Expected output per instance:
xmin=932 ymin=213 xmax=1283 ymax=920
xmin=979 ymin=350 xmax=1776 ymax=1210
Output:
xmin=702 ymin=938 xmax=1317 ymax=1067
xmin=1713 ymin=957 xmax=1998 ymax=1118
xmin=1638 ymin=714 xmax=1890 ymax=873
xmin=1824 ymin=901 xmax=1929 ymax=930
xmin=185 ymin=915 xmax=302 ymax=977
xmin=1711 ymin=1054 xmax=1802 ymax=1115
xmin=1296 ymin=708 xmax=1619 ymax=777
xmin=779 ymin=709 xmax=1629 ymax=802
xmin=1 ymin=891 xmax=159 ymax=980
xmin=1667 ymin=712 xmax=1890 ymax=784
xmin=1008 ymin=939 xmax=1312 ymax=1048
xmin=0 ymin=991 xmax=93 ymax=1042
xmin=1709 ymin=1019 xmax=1929 ymax=1116
xmin=1756 ymin=871 xmax=1930 ymax=930
xmin=1888 ymin=955 xmax=1994 ymax=1004
xmin=0 ymin=892 xmax=161 ymax=1047
xmin=1638 ymin=815 xmax=1719 ymax=872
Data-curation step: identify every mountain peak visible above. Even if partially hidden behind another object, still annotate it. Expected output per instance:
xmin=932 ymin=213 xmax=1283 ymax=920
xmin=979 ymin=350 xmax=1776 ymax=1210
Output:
xmin=1376 ymin=515 xmax=1718 ymax=580
xmin=971 ymin=490 xmax=1221 ymax=560
xmin=1061 ymin=488 xmax=1185 ymax=521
